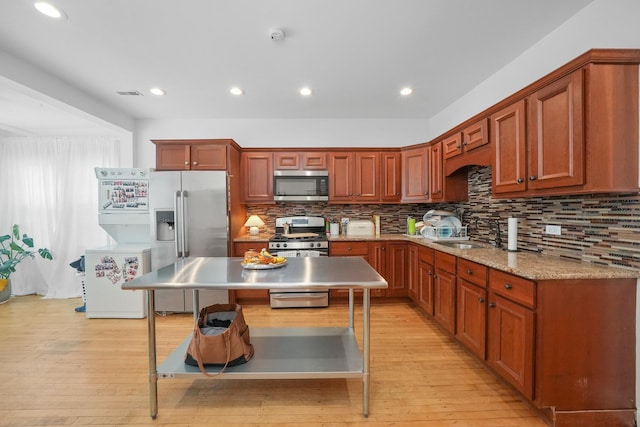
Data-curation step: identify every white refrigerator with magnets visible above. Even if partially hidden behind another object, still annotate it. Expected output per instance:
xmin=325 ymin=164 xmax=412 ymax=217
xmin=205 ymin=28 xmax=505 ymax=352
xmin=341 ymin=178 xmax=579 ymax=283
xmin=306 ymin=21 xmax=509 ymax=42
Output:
xmin=85 ymin=245 xmax=150 ymax=318
xmin=85 ymin=167 xmax=152 ymax=318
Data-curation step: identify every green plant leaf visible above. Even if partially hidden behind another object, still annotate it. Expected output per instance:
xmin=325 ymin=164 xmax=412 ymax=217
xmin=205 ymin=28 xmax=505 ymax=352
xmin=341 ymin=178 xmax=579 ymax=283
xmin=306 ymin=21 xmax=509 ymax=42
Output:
xmin=22 ymin=236 xmax=34 ymax=248
xmin=38 ymin=248 xmax=53 ymax=260
xmin=12 ymin=225 xmax=19 ymax=240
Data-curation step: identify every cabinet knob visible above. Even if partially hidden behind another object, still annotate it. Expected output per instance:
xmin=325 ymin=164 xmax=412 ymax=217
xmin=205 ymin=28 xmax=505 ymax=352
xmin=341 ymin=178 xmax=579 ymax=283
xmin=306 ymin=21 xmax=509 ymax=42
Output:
xmin=478 ymin=297 xmax=485 ymax=303
xmin=463 ymin=142 xmax=468 ymax=146
xmin=517 ymin=178 xmax=524 ymax=183
xmin=428 ymin=271 xmax=433 ymax=276
xmin=488 ymin=302 xmax=496 ymax=308
xmin=433 ymin=274 xmax=438 ymax=279
xmin=466 ymin=269 xmax=473 ymax=275
xmin=193 ymin=161 xmax=198 ymax=165
xmin=456 ymin=145 xmax=462 ymax=149
xmin=529 ymin=176 xmax=537 ymax=181
xmin=347 ymin=247 xmax=352 ymax=251
xmin=184 ymin=161 xmax=189 ymax=165
xmin=504 ymin=283 xmax=512 ymax=290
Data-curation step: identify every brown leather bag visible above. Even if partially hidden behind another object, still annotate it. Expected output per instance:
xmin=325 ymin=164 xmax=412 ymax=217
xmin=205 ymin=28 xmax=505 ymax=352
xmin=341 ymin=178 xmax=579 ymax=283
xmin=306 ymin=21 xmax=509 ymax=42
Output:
xmin=184 ymin=303 xmax=254 ymax=376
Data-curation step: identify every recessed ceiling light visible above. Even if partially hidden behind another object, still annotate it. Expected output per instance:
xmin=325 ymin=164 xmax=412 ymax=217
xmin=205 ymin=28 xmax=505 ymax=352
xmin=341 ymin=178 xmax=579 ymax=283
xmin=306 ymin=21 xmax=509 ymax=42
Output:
xmin=34 ymin=1 xmax=67 ymax=19
xmin=230 ymin=87 xmax=244 ymax=96
xmin=400 ymin=87 xmax=413 ymax=96
xmin=150 ymin=87 xmax=166 ymax=96
xmin=299 ymin=87 xmax=313 ymax=96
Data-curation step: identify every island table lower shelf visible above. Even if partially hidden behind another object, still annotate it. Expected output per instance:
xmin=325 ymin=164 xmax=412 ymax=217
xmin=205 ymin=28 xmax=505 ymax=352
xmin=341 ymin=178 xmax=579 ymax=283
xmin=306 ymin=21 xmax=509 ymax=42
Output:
xmin=159 ymin=327 xmax=363 ymax=379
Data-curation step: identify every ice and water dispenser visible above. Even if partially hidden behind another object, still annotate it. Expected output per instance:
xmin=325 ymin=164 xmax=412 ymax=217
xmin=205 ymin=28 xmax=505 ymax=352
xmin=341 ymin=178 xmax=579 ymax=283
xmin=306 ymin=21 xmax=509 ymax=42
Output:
xmin=155 ymin=210 xmax=175 ymax=242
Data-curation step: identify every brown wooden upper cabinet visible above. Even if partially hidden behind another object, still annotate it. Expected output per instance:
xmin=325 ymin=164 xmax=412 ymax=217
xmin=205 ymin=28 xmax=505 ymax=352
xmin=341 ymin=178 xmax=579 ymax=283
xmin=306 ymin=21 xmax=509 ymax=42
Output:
xmin=493 ymin=62 xmax=639 ymax=197
xmin=274 ymin=152 xmax=327 ymax=170
xmin=428 ymin=142 xmax=444 ymax=202
xmin=328 ymin=151 xmax=380 ymax=203
xmin=492 ymin=99 xmax=527 ymax=194
xmin=241 ymin=151 xmax=274 ymax=203
xmin=380 ymin=151 xmax=402 ymax=202
xmin=443 ymin=119 xmax=490 ymax=160
xmin=401 ymin=146 xmax=429 ymax=202
xmin=153 ymin=139 xmax=228 ymax=170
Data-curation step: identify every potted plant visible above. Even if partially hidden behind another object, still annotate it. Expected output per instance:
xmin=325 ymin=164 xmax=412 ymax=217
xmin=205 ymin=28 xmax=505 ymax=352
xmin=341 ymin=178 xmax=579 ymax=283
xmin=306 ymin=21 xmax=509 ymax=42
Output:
xmin=0 ymin=224 xmax=53 ymax=303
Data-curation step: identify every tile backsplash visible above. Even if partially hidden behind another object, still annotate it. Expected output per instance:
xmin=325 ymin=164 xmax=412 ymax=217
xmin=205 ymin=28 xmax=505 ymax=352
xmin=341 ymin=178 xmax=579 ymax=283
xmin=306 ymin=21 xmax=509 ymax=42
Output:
xmin=247 ymin=166 xmax=640 ymax=271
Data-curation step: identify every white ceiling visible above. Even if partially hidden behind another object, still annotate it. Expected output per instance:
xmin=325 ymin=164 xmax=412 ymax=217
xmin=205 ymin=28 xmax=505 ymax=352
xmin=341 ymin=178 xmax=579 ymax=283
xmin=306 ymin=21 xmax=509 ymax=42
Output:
xmin=0 ymin=0 xmax=595 ymax=137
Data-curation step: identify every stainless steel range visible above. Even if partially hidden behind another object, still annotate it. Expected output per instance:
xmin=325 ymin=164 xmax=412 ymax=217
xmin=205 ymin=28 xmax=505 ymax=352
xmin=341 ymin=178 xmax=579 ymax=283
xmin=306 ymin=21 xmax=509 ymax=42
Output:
xmin=268 ymin=216 xmax=329 ymax=308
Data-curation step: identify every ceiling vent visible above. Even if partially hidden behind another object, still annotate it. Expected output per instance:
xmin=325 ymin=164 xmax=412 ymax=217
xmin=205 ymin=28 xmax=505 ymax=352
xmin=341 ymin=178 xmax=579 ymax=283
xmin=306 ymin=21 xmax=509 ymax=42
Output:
xmin=116 ymin=90 xmax=144 ymax=96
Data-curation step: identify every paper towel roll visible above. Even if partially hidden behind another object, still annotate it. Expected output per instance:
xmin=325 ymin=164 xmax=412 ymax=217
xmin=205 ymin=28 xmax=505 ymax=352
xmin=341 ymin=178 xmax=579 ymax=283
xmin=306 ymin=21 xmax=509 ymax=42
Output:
xmin=507 ymin=217 xmax=518 ymax=251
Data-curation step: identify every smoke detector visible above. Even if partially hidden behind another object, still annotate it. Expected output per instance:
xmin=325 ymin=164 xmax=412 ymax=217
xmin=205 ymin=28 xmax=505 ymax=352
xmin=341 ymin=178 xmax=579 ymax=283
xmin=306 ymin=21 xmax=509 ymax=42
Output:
xmin=270 ymin=28 xmax=285 ymax=41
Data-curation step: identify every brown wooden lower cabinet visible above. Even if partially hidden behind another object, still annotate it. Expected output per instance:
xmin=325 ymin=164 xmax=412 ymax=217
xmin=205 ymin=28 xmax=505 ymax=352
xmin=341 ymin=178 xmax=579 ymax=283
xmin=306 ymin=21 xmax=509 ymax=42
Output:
xmin=456 ymin=279 xmax=487 ymax=360
xmin=487 ymin=292 xmax=534 ymax=399
xmin=409 ymin=251 xmax=636 ymax=426
xmin=433 ymin=251 xmax=456 ymax=334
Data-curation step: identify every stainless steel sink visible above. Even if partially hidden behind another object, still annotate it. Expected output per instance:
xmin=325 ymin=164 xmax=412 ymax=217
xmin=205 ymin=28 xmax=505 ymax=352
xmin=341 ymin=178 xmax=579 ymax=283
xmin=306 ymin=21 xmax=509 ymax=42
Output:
xmin=433 ymin=241 xmax=487 ymax=249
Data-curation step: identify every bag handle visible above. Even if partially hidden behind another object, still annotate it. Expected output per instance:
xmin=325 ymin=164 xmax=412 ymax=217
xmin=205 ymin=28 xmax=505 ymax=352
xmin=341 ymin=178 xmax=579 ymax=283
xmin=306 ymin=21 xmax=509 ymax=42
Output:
xmin=192 ymin=329 xmax=232 ymax=378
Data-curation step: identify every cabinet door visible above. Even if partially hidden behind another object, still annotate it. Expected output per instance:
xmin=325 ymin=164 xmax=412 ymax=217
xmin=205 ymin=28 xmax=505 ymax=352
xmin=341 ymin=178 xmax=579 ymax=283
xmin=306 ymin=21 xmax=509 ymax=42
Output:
xmin=274 ymin=152 xmax=299 ymax=169
xmin=417 ymin=258 xmax=434 ymax=315
xmin=241 ymin=152 xmax=274 ymax=203
xmin=407 ymin=244 xmax=419 ymax=301
xmin=156 ymin=144 xmax=191 ymax=170
xmin=462 ymin=118 xmax=489 ymax=152
xmin=328 ymin=152 xmax=353 ymax=202
xmin=487 ymin=292 xmax=535 ymax=399
xmin=354 ymin=152 xmax=379 ymax=202
xmin=385 ymin=242 xmax=407 ymax=297
xmin=433 ymin=267 xmax=456 ymax=334
xmin=528 ymin=70 xmax=584 ymax=190
xmin=401 ymin=147 xmax=429 ymax=202
xmin=301 ymin=152 xmax=327 ymax=170
xmin=191 ymin=145 xmax=227 ymax=170
xmin=442 ymin=132 xmax=463 ymax=159
xmin=493 ymin=99 xmax=527 ymax=194
xmin=456 ymin=279 xmax=487 ymax=359
xmin=366 ymin=242 xmax=386 ymax=297
xmin=380 ymin=152 xmax=401 ymax=202
xmin=428 ymin=142 xmax=444 ymax=201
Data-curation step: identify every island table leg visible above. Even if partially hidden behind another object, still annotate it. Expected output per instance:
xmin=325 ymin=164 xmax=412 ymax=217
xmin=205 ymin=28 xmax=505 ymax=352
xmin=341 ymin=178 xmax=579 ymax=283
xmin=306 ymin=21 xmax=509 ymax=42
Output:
xmin=363 ymin=288 xmax=370 ymax=417
xmin=147 ymin=290 xmax=158 ymax=419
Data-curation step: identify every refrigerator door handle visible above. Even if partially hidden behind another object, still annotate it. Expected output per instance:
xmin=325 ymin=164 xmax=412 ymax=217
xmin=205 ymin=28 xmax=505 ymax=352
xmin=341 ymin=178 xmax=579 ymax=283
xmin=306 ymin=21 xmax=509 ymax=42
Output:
xmin=175 ymin=190 xmax=183 ymax=258
xmin=182 ymin=190 xmax=189 ymax=257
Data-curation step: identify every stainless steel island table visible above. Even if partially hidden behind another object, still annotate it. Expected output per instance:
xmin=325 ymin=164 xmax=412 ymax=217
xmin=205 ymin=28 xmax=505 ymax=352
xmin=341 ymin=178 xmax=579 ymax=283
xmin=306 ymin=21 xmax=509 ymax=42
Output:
xmin=122 ymin=256 xmax=388 ymax=419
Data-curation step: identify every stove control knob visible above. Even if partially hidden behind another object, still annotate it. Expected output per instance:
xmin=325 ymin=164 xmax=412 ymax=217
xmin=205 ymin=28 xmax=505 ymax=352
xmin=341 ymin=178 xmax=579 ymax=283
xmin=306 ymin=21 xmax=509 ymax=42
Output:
xmin=274 ymin=243 xmax=280 ymax=248
xmin=283 ymin=243 xmax=288 ymax=248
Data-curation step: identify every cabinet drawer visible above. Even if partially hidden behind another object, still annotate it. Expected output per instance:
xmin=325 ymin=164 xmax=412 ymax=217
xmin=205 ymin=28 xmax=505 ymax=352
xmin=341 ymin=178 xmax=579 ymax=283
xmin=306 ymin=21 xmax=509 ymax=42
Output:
xmin=330 ymin=241 xmax=369 ymax=255
xmin=419 ymin=246 xmax=434 ymax=264
xmin=489 ymin=269 xmax=535 ymax=309
xmin=435 ymin=250 xmax=456 ymax=273
xmin=458 ymin=258 xmax=488 ymax=288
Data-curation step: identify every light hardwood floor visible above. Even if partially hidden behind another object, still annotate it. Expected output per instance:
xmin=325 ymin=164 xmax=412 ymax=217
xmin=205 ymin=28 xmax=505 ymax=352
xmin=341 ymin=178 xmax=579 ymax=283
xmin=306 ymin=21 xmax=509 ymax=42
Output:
xmin=0 ymin=295 xmax=548 ymax=426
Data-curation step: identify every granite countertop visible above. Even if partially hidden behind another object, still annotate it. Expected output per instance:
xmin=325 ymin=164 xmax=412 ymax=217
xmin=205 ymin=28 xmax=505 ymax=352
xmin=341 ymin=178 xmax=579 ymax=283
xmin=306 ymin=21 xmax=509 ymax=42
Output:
xmin=234 ymin=233 xmax=639 ymax=281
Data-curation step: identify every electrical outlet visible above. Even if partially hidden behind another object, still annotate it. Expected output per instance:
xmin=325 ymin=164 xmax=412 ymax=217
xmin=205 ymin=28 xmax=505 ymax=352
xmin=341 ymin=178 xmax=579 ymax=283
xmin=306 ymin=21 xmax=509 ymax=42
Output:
xmin=545 ymin=225 xmax=562 ymax=236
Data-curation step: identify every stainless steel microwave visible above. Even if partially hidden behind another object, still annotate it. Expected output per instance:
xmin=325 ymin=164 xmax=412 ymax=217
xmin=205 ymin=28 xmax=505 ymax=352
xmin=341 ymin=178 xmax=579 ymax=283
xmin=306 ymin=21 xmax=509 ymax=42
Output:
xmin=273 ymin=170 xmax=329 ymax=202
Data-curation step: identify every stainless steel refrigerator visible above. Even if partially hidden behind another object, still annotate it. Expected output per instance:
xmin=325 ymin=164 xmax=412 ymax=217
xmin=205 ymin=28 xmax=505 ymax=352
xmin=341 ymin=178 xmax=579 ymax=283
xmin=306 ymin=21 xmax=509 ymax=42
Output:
xmin=149 ymin=170 xmax=229 ymax=312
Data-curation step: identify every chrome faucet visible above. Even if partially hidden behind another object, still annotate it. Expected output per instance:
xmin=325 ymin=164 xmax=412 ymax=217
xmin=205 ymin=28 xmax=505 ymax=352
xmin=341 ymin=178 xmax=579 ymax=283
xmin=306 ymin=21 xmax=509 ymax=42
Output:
xmin=491 ymin=220 xmax=503 ymax=249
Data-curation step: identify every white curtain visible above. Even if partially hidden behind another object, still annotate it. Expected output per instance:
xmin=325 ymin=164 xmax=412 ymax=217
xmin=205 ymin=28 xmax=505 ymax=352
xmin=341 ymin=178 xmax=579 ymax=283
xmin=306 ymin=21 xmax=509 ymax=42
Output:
xmin=0 ymin=136 xmax=120 ymax=298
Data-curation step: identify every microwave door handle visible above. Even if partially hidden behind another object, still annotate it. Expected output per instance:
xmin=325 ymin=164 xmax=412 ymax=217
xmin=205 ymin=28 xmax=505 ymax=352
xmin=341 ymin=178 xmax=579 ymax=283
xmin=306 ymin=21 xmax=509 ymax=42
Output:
xmin=174 ymin=191 xmax=183 ymax=258
xmin=182 ymin=190 xmax=189 ymax=257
